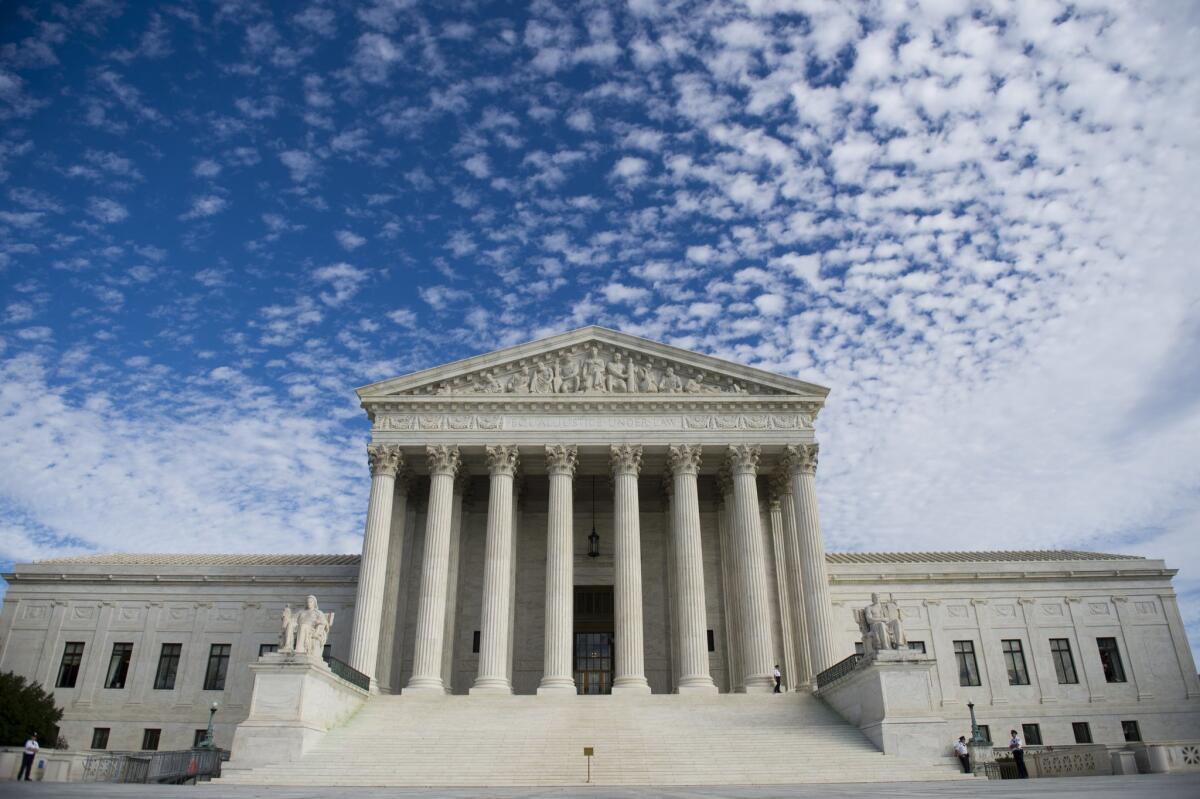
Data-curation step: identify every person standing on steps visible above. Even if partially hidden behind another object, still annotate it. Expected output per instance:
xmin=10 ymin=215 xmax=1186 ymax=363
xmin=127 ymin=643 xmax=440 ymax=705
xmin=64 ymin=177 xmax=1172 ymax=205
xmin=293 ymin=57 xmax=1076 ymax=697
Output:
xmin=773 ymin=665 xmax=782 ymax=693
xmin=953 ymin=736 xmax=970 ymax=773
xmin=18 ymin=732 xmax=39 ymax=781
xmin=1009 ymin=729 xmax=1029 ymax=778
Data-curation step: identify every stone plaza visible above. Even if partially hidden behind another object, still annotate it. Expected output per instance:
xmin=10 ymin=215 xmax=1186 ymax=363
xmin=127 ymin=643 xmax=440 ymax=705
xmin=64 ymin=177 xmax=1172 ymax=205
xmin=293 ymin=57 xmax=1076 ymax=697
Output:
xmin=1 ymin=327 xmax=1198 ymax=786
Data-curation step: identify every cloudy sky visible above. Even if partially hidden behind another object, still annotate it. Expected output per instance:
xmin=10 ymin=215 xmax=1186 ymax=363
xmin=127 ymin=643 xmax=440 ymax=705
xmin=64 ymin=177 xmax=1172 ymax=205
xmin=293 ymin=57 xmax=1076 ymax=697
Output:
xmin=1 ymin=1 xmax=1198 ymax=656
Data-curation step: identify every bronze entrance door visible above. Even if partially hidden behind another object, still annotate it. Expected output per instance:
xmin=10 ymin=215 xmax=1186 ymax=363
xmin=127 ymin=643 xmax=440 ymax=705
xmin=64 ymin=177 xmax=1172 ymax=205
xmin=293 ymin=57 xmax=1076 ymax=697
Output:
xmin=574 ymin=586 xmax=613 ymax=695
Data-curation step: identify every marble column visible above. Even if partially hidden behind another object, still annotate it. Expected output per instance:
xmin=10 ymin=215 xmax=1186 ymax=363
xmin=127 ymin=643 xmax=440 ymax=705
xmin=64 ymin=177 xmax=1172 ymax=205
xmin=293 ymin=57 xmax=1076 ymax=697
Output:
xmin=774 ymin=473 xmax=812 ymax=689
xmin=726 ymin=445 xmax=775 ymax=692
xmin=717 ymin=468 xmax=744 ymax=692
xmin=440 ymin=472 xmax=469 ymax=691
xmin=348 ymin=444 xmax=403 ymax=689
xmin=767 ymin=492 xmax=797 ymax=693
xmin=539 ymin=445 xmax=578 ymax=694
xmin=668 ymin=444 xmax=718 ymax=693
xmin=406 ymin=445 xmax=461 ymax=693
xmin=611 ymin=444 xmax=651 ymax=694
xmin=472 ymin=445 xmax=520 ymax=693
xmin=376 ymin=475 xmax=411 ymax=693
xmin=784 ymin=443 xmax=839 ymax=675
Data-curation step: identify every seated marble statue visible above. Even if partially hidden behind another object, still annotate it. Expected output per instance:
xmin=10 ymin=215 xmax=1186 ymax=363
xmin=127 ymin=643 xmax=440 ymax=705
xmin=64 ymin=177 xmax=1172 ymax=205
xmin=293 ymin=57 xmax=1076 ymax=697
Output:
xmin=279 ymin=595 xmax=335 ymax=660
xmin=858 ymin=592 xmax=907 ymax=654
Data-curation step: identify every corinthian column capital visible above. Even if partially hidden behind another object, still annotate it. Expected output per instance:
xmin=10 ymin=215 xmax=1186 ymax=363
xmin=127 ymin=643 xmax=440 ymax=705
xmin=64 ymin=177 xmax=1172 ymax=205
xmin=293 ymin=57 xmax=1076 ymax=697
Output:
xmin=485 ymin=444 xmax=520 ymax=476
xmin=610 ymin=444 xmax=643 ymax=477
xmin=544 ymin=444 xmax=578 ymax=477
xmin=426 ymin=445 xmax=462 ymax=478
xmin=716 ymin=465 xmax=734 ymax=499
xmin=782 ymin=443 xmax=819 ymax=476
xmin=368 ymin=444 xmax=404 ymax=477
xmin=667 ymin=444 xmax=703 ymax=476
xmin=768 ymin=473 xmax=792 ymax=502
xmin=725 ymin=444 xmax=761 ymax=476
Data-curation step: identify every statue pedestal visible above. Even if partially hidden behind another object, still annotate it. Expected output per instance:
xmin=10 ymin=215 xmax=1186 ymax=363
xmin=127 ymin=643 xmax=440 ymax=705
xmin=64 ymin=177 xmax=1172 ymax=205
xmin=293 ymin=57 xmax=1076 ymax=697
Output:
xmin=226 ymin=653 xmax=368 ymax=771
xmin=817 ymin=650 xmax=950 ymax=764
xmin=968 ymin=740 xmax=998 ymax=779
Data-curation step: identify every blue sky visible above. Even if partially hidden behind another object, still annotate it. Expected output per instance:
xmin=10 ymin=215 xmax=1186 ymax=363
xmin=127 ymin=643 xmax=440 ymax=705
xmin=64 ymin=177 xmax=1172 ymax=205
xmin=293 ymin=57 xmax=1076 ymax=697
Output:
xmin=1 ymin=1 xmax=1199 ymax=658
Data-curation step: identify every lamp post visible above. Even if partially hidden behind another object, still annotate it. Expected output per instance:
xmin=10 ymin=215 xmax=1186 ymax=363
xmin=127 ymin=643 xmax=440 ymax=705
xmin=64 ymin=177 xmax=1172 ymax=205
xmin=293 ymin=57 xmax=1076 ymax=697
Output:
xmin=967 ymin=701 xmax=987 ymax=745
xmin=202 ymin=701 xmax=219 ymax=749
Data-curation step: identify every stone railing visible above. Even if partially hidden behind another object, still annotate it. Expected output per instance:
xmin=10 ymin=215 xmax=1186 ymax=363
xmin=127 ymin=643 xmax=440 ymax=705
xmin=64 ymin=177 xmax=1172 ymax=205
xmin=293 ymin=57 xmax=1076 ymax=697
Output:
xmin=324 ymin=653 xmax=370 ymax=691
xmin=1128 ymin=741 xmax=1200 ymax=774
xmin=992 ymin=744 xmax=1111 ymax=779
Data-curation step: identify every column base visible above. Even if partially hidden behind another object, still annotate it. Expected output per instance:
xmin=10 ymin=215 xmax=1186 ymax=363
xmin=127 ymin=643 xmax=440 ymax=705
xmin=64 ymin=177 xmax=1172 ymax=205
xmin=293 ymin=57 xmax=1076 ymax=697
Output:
xmin=676 ymin=677 xmax=718 ymax=694
xmin=612 ymin=677 xmax=651 ymax=695
xmin=740 ymin=676 xmax=775 ymax=693
xmin=537 ymin=678 xmax=577 ymax=695
xmin=469 ymin=677 xmax=513 ymax=695
xmin=404 ymin=676 xmax=447 ymax=694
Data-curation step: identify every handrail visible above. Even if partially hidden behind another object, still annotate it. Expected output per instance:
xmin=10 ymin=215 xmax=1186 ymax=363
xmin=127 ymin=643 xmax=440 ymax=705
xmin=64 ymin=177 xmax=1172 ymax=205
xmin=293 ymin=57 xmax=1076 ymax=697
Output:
xmin=82 ymin=748 xmax=221 ymax=784
xmin=324 ymin=652 xmax=370 ymax=691
xmin=815 ymin=653 xmax=862 ymax=688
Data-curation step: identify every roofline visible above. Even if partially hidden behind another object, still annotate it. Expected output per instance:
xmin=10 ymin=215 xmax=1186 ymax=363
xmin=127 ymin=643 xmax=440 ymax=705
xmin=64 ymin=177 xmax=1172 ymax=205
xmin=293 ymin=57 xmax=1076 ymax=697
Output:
xmin=354 ymin=325 xmax=831 ymax=399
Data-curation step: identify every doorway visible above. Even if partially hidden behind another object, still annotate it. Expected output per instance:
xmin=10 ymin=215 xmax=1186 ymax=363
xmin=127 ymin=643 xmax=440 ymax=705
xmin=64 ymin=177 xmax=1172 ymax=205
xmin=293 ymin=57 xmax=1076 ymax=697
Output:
xmin=574 ymin=586 xmax=613 ymax=695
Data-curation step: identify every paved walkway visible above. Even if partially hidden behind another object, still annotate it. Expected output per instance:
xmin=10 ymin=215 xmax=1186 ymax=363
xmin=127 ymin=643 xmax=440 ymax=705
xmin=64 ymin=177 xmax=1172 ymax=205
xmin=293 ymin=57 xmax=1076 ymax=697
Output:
xmin=0 ymin=774 xmax=1198 ymax=798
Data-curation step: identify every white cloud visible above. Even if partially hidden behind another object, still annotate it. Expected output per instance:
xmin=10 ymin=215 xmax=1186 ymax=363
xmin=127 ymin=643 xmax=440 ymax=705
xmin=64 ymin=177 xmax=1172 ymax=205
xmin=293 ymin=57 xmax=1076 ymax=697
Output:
xmin=279 ymin=149 xmax=318 ymax=183
xmin=462 ymin=153 xmax=491 ymax=179
xmin=602 ymin=282 xmax=650 ymax=304
xmin=86 ymin=196 xmax=127 ymax=223
xmin=335 ymin=230 xmax=366 ymax=251
xmin=610 ymin=156 xmax=649 ymax=183
xmin=179 ymin=194 xmax=227 ymax=220
xmin=313 ymin=262 xmax=369 ymax=306
xmin=193 ymin=159 xmax=221 ymax=178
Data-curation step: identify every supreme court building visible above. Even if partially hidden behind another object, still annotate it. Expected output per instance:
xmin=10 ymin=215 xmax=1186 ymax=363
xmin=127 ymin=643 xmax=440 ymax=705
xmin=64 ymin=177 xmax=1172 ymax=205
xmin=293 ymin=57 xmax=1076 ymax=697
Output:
xmin=2 ymin=327 xmax=1198 ymax=785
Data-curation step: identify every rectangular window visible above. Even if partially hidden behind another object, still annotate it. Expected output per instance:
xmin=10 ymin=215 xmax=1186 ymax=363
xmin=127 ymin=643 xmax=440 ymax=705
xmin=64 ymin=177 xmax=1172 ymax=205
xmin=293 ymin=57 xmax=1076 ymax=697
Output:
xmin=104 ymin=643 xmax=133 ymax=689
xmin=953 ymin=640 xmax=981 ymax=687
xmin=322 ymin=643 xmax=331 ymax=660
xmin=259 ymin=643 xmax=278 ymax=657
xmin=1097 ymin=638 xmax=1127 ymax=683
xmin=1050 ymin=638 xmax=1078 ymax=684
xmin=203 ymin=644 xmax=231 ymax=691
xmin=1072 ymin=721 xmax=1093 ymax=744
xmin=977 ymin=725 xmax=991 ymax=743
xmin=154 ymin=643 xmax=181 ymax=690
xmin=707 ymin=629 xmax=715 ymax=652
xmin=907 ymin=641 xmax=926 ymax=654
xmin=141 ymin=729 xmax=161 ymax=751
xmin=1002 ymin=639 xmax=1030 ymax=685
xmin=1122 ymin=720 xmax=1141 ymax=742
xmin=472 ymin=630 xmax=481 ymax=654
xmin=56 ymin=642 xmax=85 ymax=688
xmin=1022 ymin=723 xmax=1043 ymax=746
xmin=193 ymin=729 xmax=209 ymax=748
xmin=91 ymin=728 xmax=110 ymax=750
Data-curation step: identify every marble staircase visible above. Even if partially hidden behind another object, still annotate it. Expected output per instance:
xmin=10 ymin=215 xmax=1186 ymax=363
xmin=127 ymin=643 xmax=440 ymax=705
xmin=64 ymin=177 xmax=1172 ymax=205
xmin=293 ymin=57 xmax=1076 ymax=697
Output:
xmin=218 ymin=692 xmax=969 ymax=786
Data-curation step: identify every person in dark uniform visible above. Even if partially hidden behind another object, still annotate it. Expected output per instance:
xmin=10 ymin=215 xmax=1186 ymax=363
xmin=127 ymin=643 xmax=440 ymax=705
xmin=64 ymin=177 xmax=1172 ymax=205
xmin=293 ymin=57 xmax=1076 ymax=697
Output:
xmin=1009 ymin=730 xmax=1029 ymax=778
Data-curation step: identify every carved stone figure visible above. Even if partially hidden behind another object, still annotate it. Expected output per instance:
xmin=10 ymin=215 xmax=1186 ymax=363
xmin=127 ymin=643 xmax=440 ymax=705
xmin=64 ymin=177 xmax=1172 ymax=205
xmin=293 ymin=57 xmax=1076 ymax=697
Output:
xmin=508 ymin=366 xmax=532 ymax=393
xmin=584 ymin=346 xmax=606 ymax=391
xmin=606 ymin=352 xmax=630 ymax=393
xmin=531 ymin=363 xmax=554 ymax=394
xmin=554 ymin=356 xmax=580 ymax=393
xmin=684 ymin=375 xmax=703 ymax=393
xmin=857 ymin=593 xmax=906 ymax=656
xmin=659 ymin=366 xmax=683 ymax=393
xmin=636 ymin=361 xmax=658 ymax=392
xmin=278 ymin=605 xmax=296 ymax=652
xmin=481 ymin=370 xmax=504 ymax=393
xmin=288 ymin=595 xmax=335 ymax=660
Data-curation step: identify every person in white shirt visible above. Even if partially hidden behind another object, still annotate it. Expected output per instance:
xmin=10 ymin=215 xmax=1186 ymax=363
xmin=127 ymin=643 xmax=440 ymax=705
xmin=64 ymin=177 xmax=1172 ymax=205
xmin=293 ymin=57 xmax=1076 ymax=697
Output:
xmin=1009 ymin=730 xmax=1029 ymax=778
xmin=953 ymin=736 xmax=970 ymax=773
xmin=18 ymin=732 xmax=39 ymax=781
xmin=772 ymin=665 xmax=782 ymax=693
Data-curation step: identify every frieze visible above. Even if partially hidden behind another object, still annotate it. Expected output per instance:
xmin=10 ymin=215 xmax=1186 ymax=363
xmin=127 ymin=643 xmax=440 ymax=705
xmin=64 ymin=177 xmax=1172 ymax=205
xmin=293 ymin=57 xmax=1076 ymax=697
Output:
xmin=374 ymin=412 xmax=813 ymax=433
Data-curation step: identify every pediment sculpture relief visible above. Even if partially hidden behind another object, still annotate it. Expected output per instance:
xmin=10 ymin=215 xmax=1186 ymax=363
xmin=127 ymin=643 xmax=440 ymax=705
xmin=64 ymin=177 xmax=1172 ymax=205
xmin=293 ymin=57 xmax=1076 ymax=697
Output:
xmin=404 ymin=343 xmax=778 ymax=396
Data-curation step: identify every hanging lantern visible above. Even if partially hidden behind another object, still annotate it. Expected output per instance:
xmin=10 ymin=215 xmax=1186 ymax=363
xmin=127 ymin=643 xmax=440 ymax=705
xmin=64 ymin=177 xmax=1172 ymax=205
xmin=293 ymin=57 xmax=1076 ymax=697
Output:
xmin=588 ymin=476 xmax=600 ymax=557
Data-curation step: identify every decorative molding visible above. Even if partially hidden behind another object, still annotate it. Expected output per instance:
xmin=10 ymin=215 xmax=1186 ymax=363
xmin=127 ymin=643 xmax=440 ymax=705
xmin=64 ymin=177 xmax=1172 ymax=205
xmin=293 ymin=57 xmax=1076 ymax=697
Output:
xmin=544 ymin=444 xmax=578 ymax=477
xmin=666 ymin=444 xmax=703 ymax=477
xmin=782 ymin=443 xmax=819 ymax=476
xmin=484 ymin=444 xmax=520 ymax=476
xmin=610 ymin=444 xmax=643 ymax=476
xmin=372 ymin=411 xmax=814 ymax=433
xmin=367 ymin=444 xmax=403 ymax=477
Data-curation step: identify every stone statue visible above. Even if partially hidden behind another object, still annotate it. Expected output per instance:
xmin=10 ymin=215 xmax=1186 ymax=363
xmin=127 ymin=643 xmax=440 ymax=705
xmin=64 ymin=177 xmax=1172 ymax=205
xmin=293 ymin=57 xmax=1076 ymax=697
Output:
xmin=606 ymin=352 xmax=630 ymax=393
xmin=857 ymin=593 xmax=906 ymax=656
xmin=279 ymin=605 xmax=296 ymax=652
xmin=531 ymin=363 xmax=554 ymax=394
xmin=659 ymin=366 xmax=683 ymax=393
xmin=684 ymin=374 xmax=703 ymax=393
xmin=481 ymin=370 xmax=504 ymax=393
xmin=636 ymin=361 xmax=658 ymax=392
xmin=554 ymin=356 xmax=580 ymax=393
xmin=508 ymin=366 xmax=531 ymax=393
xmin=285 ymin=595 xmax=335 ymax=660
xmin=584 ymin=346 xmax=606 ymax=391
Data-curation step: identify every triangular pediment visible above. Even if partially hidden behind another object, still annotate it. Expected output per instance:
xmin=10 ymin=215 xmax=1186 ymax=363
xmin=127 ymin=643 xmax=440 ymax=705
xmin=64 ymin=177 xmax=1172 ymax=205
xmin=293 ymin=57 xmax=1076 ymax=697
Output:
xmin=357 ymin=326 xmax=828 ymax=400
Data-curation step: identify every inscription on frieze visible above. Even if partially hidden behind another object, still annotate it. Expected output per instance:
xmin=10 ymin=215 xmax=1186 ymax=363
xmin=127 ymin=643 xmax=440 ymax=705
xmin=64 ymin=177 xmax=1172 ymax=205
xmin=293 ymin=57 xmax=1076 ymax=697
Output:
xmin=374 ymin=413 xmax=813 ymax=433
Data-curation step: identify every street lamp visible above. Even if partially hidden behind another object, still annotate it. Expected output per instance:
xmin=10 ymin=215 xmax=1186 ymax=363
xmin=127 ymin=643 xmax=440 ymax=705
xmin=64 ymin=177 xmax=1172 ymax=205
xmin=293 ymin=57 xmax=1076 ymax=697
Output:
xmin=967 ymin=701 xmax=988 ymax=745
xmin=202 ymin=701 xmax=219 ymax=749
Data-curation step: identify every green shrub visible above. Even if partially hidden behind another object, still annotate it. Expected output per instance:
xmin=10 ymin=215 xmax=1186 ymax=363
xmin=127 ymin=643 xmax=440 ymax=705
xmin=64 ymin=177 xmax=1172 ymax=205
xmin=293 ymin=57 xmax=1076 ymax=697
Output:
xmin=0 ymin=672 xmax=67 ymax=750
